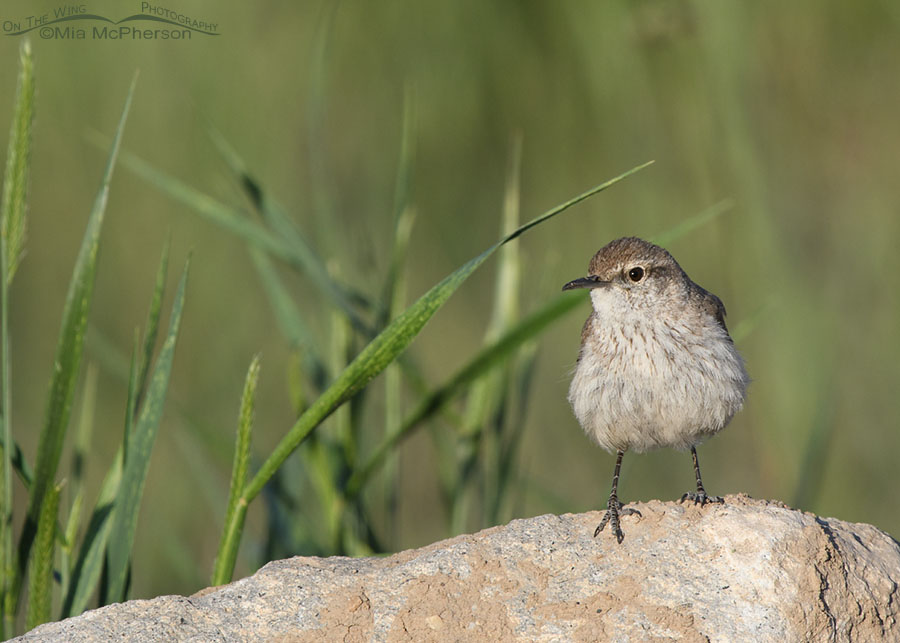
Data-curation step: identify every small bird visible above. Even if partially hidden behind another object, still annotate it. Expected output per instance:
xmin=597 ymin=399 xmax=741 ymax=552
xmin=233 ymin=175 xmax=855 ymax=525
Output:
xmin=563 ymin=237 xmax=749 ymax=543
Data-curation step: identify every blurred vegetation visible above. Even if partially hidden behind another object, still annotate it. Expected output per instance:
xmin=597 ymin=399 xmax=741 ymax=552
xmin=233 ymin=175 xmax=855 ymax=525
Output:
xmin=0 ymin=0 xmax=899 ymax=618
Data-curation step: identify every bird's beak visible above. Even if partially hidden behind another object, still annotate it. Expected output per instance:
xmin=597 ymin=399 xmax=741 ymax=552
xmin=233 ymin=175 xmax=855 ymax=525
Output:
xmin=562 ymin=276 xmax=611 ymax=291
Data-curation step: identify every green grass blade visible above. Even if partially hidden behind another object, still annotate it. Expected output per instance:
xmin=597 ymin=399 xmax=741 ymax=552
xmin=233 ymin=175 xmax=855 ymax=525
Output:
xmin=211 ymin=355 xmax=260 ymax=586
xmin=121 ymin=330 xmax=141 ymax=462
xmin=1 ymin=39 xmax=34 ymax=638
xmin=60 ymin=363 xmax=98 ymax=599
xmin=330 ymin=281 xmax=356 ymax=467
xmin=489 ymin=342 xmax=539 ymax=525
xmin=452 ymin=135 xmax=522 ymax=533
xmin=306 ymin=2 xmax=340 ymax=236
xmin=301 ymin=436 xmax=343 ymax=552
xmin=379 ymin=85 xmax=417 ymax=323
xmin=118 ymin=243 xmax=169 ymax=466
xmin=382 ymin=205 xmax=416 ymax=541
xmin=221 ymin=160 xmax=652 ymax=556
xmin=103 ymin=255 xmax=189 ymax=604
xmin=61 ymin=444 xmax=123 ymax=617
xmin=135 ymin=240 xmax=170 ymax=409
xmin=17 ymin=71 xmax=137 ymax=603
xmin=25 ymin=482 xmax=60 ymax=631
xmin=380 ymin=90 xmax=418 ymax=541
xmin=314 ymin=284 xmax=357 ymax=553
xmin=71 ymin=364 xmax=98 ymax=514
xmin=490 ymin=134 xmax=523 ymax=343
xmin=1 ymin=38 xmax=34 ymax=285
xmin=495 ymin=161 xmax=649 ymax=247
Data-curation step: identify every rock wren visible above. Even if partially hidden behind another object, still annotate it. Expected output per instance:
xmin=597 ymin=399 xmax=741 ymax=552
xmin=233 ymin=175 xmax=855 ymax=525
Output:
xmin=563 ymin=237 xmax=749 ymax=543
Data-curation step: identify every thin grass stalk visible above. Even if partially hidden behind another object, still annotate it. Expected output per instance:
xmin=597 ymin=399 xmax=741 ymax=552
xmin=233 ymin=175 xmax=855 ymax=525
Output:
xmin=60 ymin=442 xmax=123 ymax=617
xmin=211 ymin=356 xmax=260 ymax=586
xmin=25 ymin=482 xmax=60 ymax=631
xmin=450 ymin=135 xmax=522 ymax=534
xmin=330 ymin=269 xmax=355 ymax=469
xmin=305 ymin=436 xmax=343 ymax=552
xmin=379 ymin=85 xmax=417 ymax=324
xmin=382 ymin=206 xmax=415 ymax=543
xmin=0 ymin=39 xmax=34 ymax=637
xmin=0 ymin=39 xmax=33 ymax=286
xmin=0 ymin=99 xmax=13 ymax=641
xmin=307 ymin=2 xmax=340 ymax=251
xmin=487 ymin=343 xmax=538 ymax=526
xmin=134 ymin=240 xmax=170 ymax=412
xmin=382 ymin=87 xmax=417 ymax=544
xmin=60 ymin=363 xmax=98 ymax=600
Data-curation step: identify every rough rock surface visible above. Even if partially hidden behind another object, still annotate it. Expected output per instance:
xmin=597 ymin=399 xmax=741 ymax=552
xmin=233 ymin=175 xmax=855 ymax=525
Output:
xmin=17 ymin=495 xmax=900 ymax=642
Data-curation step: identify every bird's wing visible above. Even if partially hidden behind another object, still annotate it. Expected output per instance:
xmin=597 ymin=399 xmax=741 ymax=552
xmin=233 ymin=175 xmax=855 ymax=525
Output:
xmin=696 ymin=286 xmax=730 ymax=336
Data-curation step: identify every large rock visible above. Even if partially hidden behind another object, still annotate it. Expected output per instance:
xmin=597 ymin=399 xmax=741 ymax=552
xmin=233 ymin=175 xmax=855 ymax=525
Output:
xmin=17 ymin=495 xmax=900 ymax=641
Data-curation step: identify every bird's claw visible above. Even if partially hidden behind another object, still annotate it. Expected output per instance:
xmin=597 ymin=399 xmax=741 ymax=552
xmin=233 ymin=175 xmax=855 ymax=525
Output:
xmin=680 ymin=490 xmax=724 ymax=505
xmin=594 ymin=499 xmax=642 ymax=543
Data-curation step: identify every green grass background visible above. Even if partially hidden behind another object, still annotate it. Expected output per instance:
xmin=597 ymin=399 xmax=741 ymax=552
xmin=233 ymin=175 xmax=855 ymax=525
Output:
xmin=2 ymin=1 xmax=899 ymax=601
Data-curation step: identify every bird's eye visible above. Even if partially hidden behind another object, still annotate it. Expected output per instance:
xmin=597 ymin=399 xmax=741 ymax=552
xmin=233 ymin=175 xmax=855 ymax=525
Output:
xmin=628 ymin=267 xmax=645 ymax=282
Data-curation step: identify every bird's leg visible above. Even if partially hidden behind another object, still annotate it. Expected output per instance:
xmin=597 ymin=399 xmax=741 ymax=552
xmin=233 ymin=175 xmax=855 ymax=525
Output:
xmin=595 ymin=450 xmax=641 ymax=543
xmin=680 ymin=446 xmax=724 ymax=505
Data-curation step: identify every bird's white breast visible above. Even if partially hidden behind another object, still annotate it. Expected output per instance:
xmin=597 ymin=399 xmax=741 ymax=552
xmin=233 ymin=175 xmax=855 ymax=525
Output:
xmin=568 ymin=292 xmax=748 ymax=453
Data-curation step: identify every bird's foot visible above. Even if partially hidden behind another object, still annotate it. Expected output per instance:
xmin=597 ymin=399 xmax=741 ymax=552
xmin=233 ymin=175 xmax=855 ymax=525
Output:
xmin=594 ymin=498 xmax=642 ymax=543
xmin=680 ymin=490 xmax=724 ymax=505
